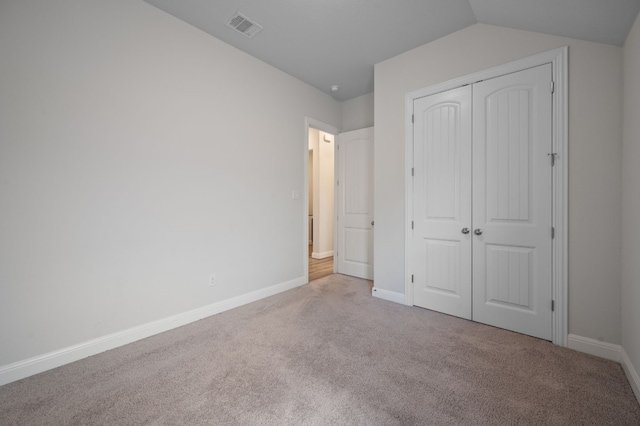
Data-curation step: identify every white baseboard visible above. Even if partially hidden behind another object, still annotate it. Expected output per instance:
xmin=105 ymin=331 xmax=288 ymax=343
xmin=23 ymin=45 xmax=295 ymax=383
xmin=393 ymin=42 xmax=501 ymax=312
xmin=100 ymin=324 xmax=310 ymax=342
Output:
xmin=621 ymin=347 xmax=640 ymax=404
xmin=0 ymin=276 xmax=307 ymax=387
xmin=372 ymin=287 xmax=405 ymax=305
xmin=546 ymin=335 xmax=640 ymax=403
xmin=567 ymin=334 xmax=621 ymax=362
xmin=311 ymin=250 xmax=333 ymax=259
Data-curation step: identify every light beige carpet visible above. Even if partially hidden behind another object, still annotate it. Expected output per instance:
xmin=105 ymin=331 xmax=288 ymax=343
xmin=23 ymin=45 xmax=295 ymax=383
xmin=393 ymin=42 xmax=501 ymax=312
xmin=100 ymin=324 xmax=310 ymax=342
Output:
xmin=1 ymin=274 xmax=639 ymax=425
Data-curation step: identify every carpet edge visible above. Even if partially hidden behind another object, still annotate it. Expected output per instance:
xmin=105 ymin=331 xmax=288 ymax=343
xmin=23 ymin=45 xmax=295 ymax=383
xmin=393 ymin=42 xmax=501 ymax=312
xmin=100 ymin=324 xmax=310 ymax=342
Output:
xmin=621 ymin=347 xmax=640 ymax=404
xmin=0 ymin=276 xmax=307 ymax=387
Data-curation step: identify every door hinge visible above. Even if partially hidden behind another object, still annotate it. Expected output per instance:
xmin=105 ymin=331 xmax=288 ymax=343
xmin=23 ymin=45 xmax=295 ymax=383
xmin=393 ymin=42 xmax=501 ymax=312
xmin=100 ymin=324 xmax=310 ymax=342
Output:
xmin=551 ymin=300 xmax=555 ymax=312
xmin=412 ymin=114 xmax=414 ymax=124
xmin=550 ymin=81 xmax=555 ymax=93
xmin=337 ymin=180 xmax=339 ymax=186
xmin=551 ymin=227 xmax=555 ymax=239
xmin=411 ymin=221 xmax=414 ymax=230
xmin=548 ymin=153 xmax=557 ymax=166
xmin=411 ymin=274 xmax=414 ymax=283
xmin=411 ymin=167 xmax=414 ymax=177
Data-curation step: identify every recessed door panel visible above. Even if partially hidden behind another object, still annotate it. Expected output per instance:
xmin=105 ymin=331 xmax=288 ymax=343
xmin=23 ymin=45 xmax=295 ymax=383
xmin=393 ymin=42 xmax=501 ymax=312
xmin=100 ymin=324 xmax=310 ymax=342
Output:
xmin=344 ymin=228 xmax=371 ymax=265
xmin=485 ymin=244 xmax=533 ymax=310
xmin=423 ymin=238 xmax=461 ymax=295
xmin=485 ymin=88 xmax=532 ymax=223
xmin=424 ymin=105 xmax=461 ymax=221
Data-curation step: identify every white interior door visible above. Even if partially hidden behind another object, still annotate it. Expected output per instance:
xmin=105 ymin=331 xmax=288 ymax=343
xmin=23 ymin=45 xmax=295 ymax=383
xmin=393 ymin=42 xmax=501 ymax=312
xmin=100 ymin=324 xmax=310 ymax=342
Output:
xmin=337 ymin=127 xmax=374 ymax=279
xmin=412 ymin=86 xmax=472 ymax=319
xmin=472 ymin=64 xmax=553 ymax=340
xmin=411 ymin=64 xmax=553 ymax=340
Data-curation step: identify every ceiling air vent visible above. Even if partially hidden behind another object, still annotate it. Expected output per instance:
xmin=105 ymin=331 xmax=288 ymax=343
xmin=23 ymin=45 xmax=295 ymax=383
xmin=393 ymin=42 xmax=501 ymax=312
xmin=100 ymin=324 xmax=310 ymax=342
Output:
xmin=226 ymin=12 xmax=263 ymax=38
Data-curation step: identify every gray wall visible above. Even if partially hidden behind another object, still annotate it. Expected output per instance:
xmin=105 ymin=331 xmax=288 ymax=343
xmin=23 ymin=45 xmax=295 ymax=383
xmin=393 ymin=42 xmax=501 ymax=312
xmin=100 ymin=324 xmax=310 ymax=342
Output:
xmin=341 ymin=92 xmax=374 ymax=132
xmin=0 ymin=0 xmax=341 ymax=366
xmin=374 ymin=23 xmax=623 ymax=345
xmin=622 ymin=13 xmax=640 ymax=396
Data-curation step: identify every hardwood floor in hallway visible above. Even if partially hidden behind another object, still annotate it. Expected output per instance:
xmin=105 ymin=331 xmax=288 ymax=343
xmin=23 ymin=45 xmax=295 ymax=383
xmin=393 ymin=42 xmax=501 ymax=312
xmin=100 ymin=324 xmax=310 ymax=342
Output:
xmin=309 ymin=244 xmax=334 ymax=282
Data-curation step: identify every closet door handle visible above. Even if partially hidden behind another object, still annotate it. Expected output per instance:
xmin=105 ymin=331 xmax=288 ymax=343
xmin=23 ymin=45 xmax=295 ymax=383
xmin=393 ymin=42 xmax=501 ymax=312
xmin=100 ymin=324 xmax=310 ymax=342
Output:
xmin=474 ymin=228 xmax=483 ymax=236
xmin=461 ymin=228 xmax=470 ymax=234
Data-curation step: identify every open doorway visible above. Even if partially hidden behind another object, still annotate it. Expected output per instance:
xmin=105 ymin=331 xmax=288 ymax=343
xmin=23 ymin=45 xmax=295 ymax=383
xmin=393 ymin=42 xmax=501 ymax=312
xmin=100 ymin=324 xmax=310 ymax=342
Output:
xmin=302 ymin=117 xmax=338 ymax=281
xmin=308 ymin=127 xmax=335 ymax=281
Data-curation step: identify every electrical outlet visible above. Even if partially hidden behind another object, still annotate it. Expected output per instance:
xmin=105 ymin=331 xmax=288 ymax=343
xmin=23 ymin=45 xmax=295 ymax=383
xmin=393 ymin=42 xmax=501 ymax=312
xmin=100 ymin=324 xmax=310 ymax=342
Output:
xmin=209 ymin=274 xmax=216 ymax=287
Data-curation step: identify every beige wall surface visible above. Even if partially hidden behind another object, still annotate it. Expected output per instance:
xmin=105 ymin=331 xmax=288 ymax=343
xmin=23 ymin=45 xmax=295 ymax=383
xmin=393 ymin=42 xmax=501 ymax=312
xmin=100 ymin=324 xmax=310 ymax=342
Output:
xmin=0 ymin=0 xmax=341 ymax=366
xmin=316 ymin=132 xmax=335 ymax=256
xmin=374 ymin=23 xmax=623 ymax=345
xmin=342 ymin=92 xmax=374 ymax=132
xmin=622 ymin=13 xmax=640 ymax=388
xmin=309 ymin=151 xmax=314 ymax=216
xmin=309 ymin=128 xmax=335 ymax=255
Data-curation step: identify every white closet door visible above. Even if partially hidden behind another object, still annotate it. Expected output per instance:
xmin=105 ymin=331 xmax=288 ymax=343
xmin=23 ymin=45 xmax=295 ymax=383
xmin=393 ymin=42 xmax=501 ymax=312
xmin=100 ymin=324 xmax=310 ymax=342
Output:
xmin=413 ymin=86 xmax=472 ymax=319
xmin=337 ymin=127 xmax=374 ymax=279
xmin=472 ymin=64 xmax=553 ymax=340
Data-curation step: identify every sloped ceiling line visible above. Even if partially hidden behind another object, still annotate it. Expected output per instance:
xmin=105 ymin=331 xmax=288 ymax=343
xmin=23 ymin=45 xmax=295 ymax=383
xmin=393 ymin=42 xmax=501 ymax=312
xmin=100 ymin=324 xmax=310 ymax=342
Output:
xmin=144 ymin=0 xmax=640 ymax=100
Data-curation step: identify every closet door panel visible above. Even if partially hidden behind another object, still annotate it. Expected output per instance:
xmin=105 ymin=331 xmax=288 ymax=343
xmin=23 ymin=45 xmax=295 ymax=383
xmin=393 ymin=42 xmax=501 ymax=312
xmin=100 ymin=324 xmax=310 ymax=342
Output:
xmin=472 ymin=64 xmax=553 ymax=340
xmin=412 ymin=86 xmax=472 ymax=319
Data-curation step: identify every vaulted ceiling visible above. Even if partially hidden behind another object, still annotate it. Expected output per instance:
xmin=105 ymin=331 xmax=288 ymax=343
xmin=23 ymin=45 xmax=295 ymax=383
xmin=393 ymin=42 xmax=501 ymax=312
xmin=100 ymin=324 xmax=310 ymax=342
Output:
xmin=144 ymin=0 xmax=640 ymax=101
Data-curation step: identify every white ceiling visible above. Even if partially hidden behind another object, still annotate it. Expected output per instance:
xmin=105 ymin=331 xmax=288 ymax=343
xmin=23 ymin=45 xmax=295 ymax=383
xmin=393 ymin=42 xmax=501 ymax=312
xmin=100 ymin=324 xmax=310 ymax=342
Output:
xmin=144 ymin=0 xmax=640 ymax=101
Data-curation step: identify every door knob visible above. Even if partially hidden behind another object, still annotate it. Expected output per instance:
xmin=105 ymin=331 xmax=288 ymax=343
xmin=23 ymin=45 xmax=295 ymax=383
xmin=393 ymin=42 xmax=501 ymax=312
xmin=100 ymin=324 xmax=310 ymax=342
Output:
xmin=461 ymin=228 xmax=470 ymax=234
xmin=474 ymin=228 xmax=483 ymax=235
xmin=371 ymin=221 xmax=374 ymax=226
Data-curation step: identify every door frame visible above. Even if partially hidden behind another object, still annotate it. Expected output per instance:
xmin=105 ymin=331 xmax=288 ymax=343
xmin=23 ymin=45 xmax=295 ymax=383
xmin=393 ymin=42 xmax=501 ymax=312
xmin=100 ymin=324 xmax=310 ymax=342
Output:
xmin=403 ymin=47 xmax=568 ymax=346
xmin=303 ymin=117 xmax=340 ymax=281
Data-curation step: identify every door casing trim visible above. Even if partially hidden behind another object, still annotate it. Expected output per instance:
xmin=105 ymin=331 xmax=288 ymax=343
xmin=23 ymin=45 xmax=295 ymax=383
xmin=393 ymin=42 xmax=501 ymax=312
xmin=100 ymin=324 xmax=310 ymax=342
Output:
xmin=403 ymin=47 xmax=568 ymax=346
